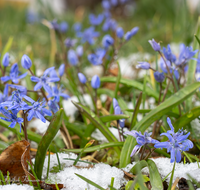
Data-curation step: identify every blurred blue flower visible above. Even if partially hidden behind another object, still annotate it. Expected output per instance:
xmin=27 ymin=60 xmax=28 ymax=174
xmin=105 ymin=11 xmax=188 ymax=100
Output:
xmin=76 ymin=46 xmax=83 ymax=57
xmin=111 ymin=0 xmax=118 ymax=6
xmin=125 ymin=130 xmax=159 ymax=156
xmin=2 ymin=53 xmax=9 ymax=67
xmin=78 ymin=73 xmax=87 ymax=84
xmin=89 ymin=14 xmax=104 ymax=25
xmin=48 ymin=99 xmax=59 ymax=113
xmin=154 ymin=117 xmax=193 ymax=163
xmin=1 ymin=63 xmax=27 ymax=84
xmin=113 ymin=98 xmax=121 ymax=115
xmin=59 ymin=64 xmax=65 ymax=77
xmin=91 ymin=75 xmax=100 ymax=89
xmin=23 ymin=96 xmax=52 ymax=123
xmin=48 ymin=85 xmax=70 ymax=102
xmin=68 ymin=49 xmax=78 ymax=66
xmin=30 ymin=67 xmax=59 ymax=94
xmin=116 ymin=27 xmax=124 ymax=38
xmin=136 ymin=62 xmax=150 ymax=70
xmin=149 ymin=39 xmax=161 ymax=51
xmin=64 ymin=38 xmax=77 ymax=48
xmin=51 ymin=20 xmax=59 ymax=31
xmin=77 ymin=27 xmax=99 ymax=45
xmin=119 ymin=119 xmax=125 ymax=128
xmin=102 ymin=0 xmax=110 ymax=10
xmin=103 ymin=18 xmax=117 ymax=31
xmin=73 ymin=23 xmax=82 ymax=32
xmin=0 ymin=106 xmax=23 ymax=132
xmin=59 ymin=21 xmax=68 ymax=33
xmin=154 ymin=71 xmax=165 ymax=83
xmin=88 ymin=48 xmax=106 ymax=65
xmin=163 ymin=45 xmax=176 ymax=63
xmin=124 ymin=31 xmax=132 ymax=41
xmin=21 ymin=54 xmax=32 ymax=69
xmin=102 ymin=35 xmax=114 ymax=48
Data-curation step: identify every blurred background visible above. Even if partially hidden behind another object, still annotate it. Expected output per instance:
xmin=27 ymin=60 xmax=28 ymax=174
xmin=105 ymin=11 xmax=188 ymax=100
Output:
xmin=0 ymin=0 xmax=200 ymax=63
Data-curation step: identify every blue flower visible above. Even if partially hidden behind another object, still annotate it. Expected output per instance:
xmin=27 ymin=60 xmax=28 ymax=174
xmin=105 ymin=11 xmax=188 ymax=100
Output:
xmin=1 ymin=63 xmax=27 ymax=84
xmin=116 ymin=27 xmax=124 ymax=38
xmin=89 ymin=14 xmax=104 ymax=25
xmin=2 ymin=53 xmax=9 ymax=67
xmin=21 ymin=54 xmax=32 ymax=69
xmin=91 ymin=75 xmax=100 ymax=89
xmin=154 ymin=71 xmax=165 ymax=83
xmin=59 ymin=64 xmax=65 ymax=77
xmin=102 ymin=35 xmax=114 ymax=48
xmin=102 ymin=18 xmax=117 ymax=31
xmin=23 ymin=96 xmax=52 ymax=123
xmin=68 ymin=49 xmax=78 ymax=66
xmin=119 ymin=119 xmax=125 ymax=128
xmin=0 ymin=84 xmax=10 ymax=103
xmin=51 ymin=20 xmax=59 ymax=31
xmin=154 ymin=117 xmax=193 ymax=163
xmin=30 ymin=67 xmax=60 ymax=94
xmin=0 ymin=106 xmax=23 ymax=132
xmin=148 ymin=39 xmax=161 ymax=51
xmin=77 ymin=27 xmax=99 ymax=45
xmin=59 ymin=21 xmax=68 ymax=33
xmin=124 ymin=27 xmax=139 ymax=41
xmin=78 ymin=73 xmax=87 ymax=84
xmin=64 ymin=38 xmax=77 ymax=48
xmin=76 ymin=46 xmax=83 ymax=57
xmin=88 ymin=48 xmax=106 ymax=65
xmin=111 ymin=0 xmax=118 ymax=6
xmin=125 ymin=130 xmax=159 ymax=156
xmin=48 ymin=85 xmax=70 ymax=102
xmin=73 ymin=23 xmax=82 ymax=32
xmin=163 ymin=45 xmax=176 ymax=63
xmin=113 ymin=98 xmax=121 ymax=115
xmin=131 ymin=27 xmax=139 ymax=36
xmin=48 ymin=99 xmax=59 ymax=113
xmin=102 ymin=0 xmax=110 ymax=10
xmin=136 ymin=62 xmax=150 ymax=70
xmin=8 ymin=84 xmax=27 ymax=95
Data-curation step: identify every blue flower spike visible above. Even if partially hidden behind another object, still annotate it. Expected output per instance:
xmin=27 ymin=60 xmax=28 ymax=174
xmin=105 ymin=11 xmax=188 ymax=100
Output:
xmin=154 ymin=117 xmax=193 ymax=163
xmin=78 ymin=73 xmax=87 ymax=84
xmin=21 ymin=54 xmax=32 ymax=69
xmin=91 ymin=75 xmax=100 ymax=89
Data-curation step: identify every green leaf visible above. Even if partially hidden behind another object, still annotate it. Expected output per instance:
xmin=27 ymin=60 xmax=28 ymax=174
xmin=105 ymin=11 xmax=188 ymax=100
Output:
xmin=146 ymin=159 xmax=163 ymax=190
xmin=168 ymin=161 xmax=176 ymax=190
xmin=173 ymin=106 xmax=200 ymax=131
xmin=100 ymin=114 xmax=130 ymax=123
xmin=120 ymin=82 xmax=200 ymax=168
xmin=195 ymin=34 xmax=200 ymax=46
xmin=114 ymin=62 xmax=121 ymax=98
xmin=186 ymin=16 xmax=200 ymax=111
xmin=130 ymin=160 xmax=148 ymax=174
xmin=71 ymin=101 xmax=121 ymax=156
xmin=100 ymin=76 xmax=159 ymax=100
xmin=63 ymin=142 xmax=124 ymax=153
xmin=34 ymin=109 xmax=64 ymax=179
xmin=75 ymin=173 xmax=106 ymax=190
xmin=1 ymin=37 xmax=13 ymax=63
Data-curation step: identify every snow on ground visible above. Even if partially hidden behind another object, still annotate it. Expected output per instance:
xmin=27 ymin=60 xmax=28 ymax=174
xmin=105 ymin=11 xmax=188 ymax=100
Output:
xmin=32 ymin=152 xmax=126 ymax=190
xmin=0 ymin=184 xmax=33 ymax=190
xmin=124 ymin=157 xmax=200 ymax=184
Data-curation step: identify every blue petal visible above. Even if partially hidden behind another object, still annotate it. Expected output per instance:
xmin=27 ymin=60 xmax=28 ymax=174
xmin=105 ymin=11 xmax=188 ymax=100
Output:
xmin=9 ymin=121 xmax=16 ymax=128
xmin=34 ymin=82 xmax=42 ymax=91
xmin=36 ymin=111 xmax=46 ymax=123
xmin=176 ymin=150 xmax=181 ymax=163
xmin=170 ymin=148 xmax=175 ymax=163
xmin=31 ymin=76 xmax=40 ymax=82
xmin=27 ymin=109 xmax=35 ymax=121
xmin=131 ymin=145 xmax=141 ymax=157
xmin=1 ymin=76 xmax=11 ymax=82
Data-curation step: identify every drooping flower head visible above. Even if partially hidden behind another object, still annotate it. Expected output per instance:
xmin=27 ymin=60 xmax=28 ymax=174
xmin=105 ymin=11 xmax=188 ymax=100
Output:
xmin=116 ymin=27 xmax=124 ymax=38
xmin=102 ymin=35 xmax=114 ymax=49
xmin=21 ymin=54 xmax=32 ymax=69
xmin=154 ymin=117 xmax=193 ymax=163
xmin=154 ymin=71 xmax=165 ymax=83
xmin=2 ymin=53 xmax=9 ymax=67
xmin=88 ymin=48 xmax=106 ymax=65
xmin=136 ymin=62 xmax=150 ymax=70
xmin=149 ymin=39 xmax=161 ymax=51
xmin=91 ymin=75 xmax=100 ymax=89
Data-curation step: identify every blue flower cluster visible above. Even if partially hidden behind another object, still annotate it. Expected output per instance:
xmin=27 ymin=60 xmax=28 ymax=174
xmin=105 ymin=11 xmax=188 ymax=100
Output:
xmin=126 ymin=117 xmax=193 ymax=163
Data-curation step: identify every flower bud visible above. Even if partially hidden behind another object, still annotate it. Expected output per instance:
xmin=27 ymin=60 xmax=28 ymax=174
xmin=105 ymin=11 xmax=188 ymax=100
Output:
xmin=148 ymin=39 xmax=161 ymax=51
xmin=116 ymin=27 xmax=124 ymax=38
xmin=21 ymin=54 xmax=32 ymax=69
xmin=78 ymin=73 xmax=87 ymax=84
xmin=136 ymin=62 xmax=150 ymax=70
xmin=59 ymin=64 xmax=65 ymax=77
xmin=91 ymin=75 xmax=100 ymax=89
xmin=154 ymin=71 xmax=165 ymax=83
xmin=2 ymin=53 xmax=9 ymax=67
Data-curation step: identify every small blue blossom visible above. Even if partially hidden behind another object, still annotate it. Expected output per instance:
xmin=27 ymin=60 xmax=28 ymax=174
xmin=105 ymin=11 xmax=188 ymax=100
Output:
xmin=21 ymin=54 xmax=32 ymax=69
xmin=111 ymin=0 xmax=118 ymax=6
xmin=148 ymin=39 xmax=161 ymax=51
xmin=77 ymin=27 xmax=99 ymax=45
xmin=2 ymin=53 xmax=9 ymax=67
xmin=73 ymin=23 xmax=82 ymax=32
xmin=51 ymin=20 xmax=59 ymax=31
xmin=1 ymin=63 xmax=27 ymax=84
xmin=125 ymin=130 xmax=159 ymax=156
xmin=48 ymin=85 xmax=70 ymax=102
xmin=78 ymin=73 xmax=87 ymax=84
xmin=91 ymin=75 xmax=100 ymax=89
xmin=89 ymin=14 xmax=104 ymax=25
xmin=163 ymin=45 xmax=176 ymax=63
xmin=0 ymin=106 xmax=23 ymax=132
xmin=154 ymin=117 xmax=193 ymax=163
xmin=59 ymin=64 xmax=65 ymax=77
xmin=154 ymin=71 xmax=165 ymax=83
xmin=136 ymin=62 xmax=150 ymax=70
xmin=116 ymin=27 xmax=124 ymax=38
xmin=102 ymin=35 xmax=114 ymax=49
xmin=48 ymin=99 xmax=59 ymax=113
xmin=102 ymin=18 xmax=117 ymax=31
xmin=113 ymin=98 xmax=121 ymax=115
xmin=119 ymin=119 xmax=125 ymax=128
xmin=59 ymin=21 xmax=68 ymax=33
xmin=30 ymin=67 xmax=60 ymax=94
xmin=68 ymin=49 xmax=78 ymax=66
xmin=64 ymin=38 xmax=77 ymax=48
xmin=102 ymin=0 xmax=110 ymax=10
xmin=124 ymin=31 xmax=132 ymax=41
xmin=131 ymin=27 xmax=139 ymax=36
xmin=88 ymin=48 xmax=106 ymax=65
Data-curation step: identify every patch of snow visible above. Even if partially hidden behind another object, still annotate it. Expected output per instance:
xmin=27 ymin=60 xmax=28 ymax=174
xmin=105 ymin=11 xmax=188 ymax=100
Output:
xmin=0 ymin=184 xmax=33 ymax=190
xmin=84 ymin=66 xmax=103 ymax=78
